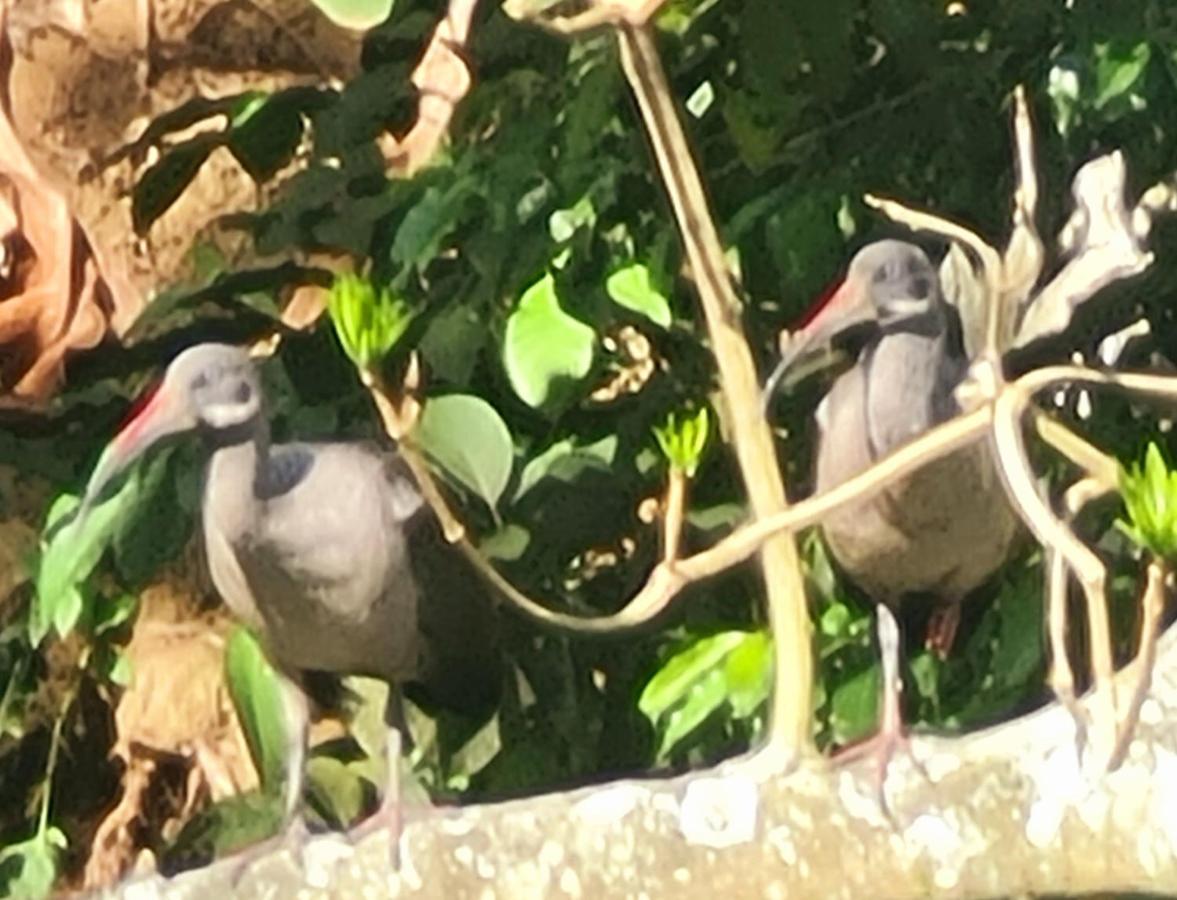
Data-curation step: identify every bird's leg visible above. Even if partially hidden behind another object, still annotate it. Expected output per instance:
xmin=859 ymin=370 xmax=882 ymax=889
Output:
xmin=924 ymin=601 xmax=961 ymax=659
xmin=225 ymin=674 xmax=313 ymax=885
xmin=346 ymin=686 xmax=406 ymax=867
xmin=834 ymin=603 xmax=927 ymax=825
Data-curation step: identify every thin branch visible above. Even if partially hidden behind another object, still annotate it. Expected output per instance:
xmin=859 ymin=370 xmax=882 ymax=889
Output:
xmin=992 ymin=379 xmax=1118 ymax=762
xmin=501 ymin=0 xmax=665 ymax=34
xmin=1108 ymin=558 xmax=1167 ymax=768
xmin=662 ymin=468 xmax=687 ymax=564
xmin=1001 ymin=85 xmax=1044 ymax=349
xmin=614 ymin=23 xmax=810 ymax=766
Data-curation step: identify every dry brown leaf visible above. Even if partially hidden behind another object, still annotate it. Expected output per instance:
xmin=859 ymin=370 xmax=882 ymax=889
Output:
xmin=0 ymin=5 xmax=115 ymax=405
xmin=81 ymin=585 xmax=256 ymax=890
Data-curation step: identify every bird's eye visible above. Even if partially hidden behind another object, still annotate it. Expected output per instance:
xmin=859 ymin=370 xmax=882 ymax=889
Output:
xmin=911 ymin=277 xmax=930 ymax=298
xmin=873 ymin=267 xmax=889 ymax=284
xmin=235 ymin=382 xmax=252 ymax=404
xmin=191 ymin=373 xmax=209 ymax=391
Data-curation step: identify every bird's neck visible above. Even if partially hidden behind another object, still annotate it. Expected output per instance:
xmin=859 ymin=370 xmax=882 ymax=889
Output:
xmin=862 ymin=319 xmax=963 ymax=457
xmin=203 ymin=417 xmax=271 ymax=520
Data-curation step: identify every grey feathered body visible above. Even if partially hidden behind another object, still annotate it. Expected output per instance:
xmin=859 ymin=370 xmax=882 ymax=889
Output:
xmin=201 ymin=437 xmax=427 ymax=682
xmin=814 ymin=325 xmax=1020 ymax=604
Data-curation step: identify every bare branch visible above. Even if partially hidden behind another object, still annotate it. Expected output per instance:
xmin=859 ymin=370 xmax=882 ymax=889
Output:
xmin=614 ymin=24 xmax=810 ymax=766
xmin=502 ymin=0 xmax=665 ymax=33
xmin=993 ymin=380 xmax=1117 ymax=762
xmin=1000 ymin=85 xmax=1044 ymax=348
xmin=1014 ymin=152 xmax=1154 ymax=348
xmin=1108 ymin=558 xmax=1167 ymax=768
xmin=662 ymin=468 xmax=687 ymax=564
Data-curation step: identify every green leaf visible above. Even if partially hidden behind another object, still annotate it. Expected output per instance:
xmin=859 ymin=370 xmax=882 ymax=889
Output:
xmin=653 ymin=406 xmax=710 ymax=477
xmin=32 ymin=461 xmax=152 ymax=647
xmin=227 ymin=94 xmax=306 ymax=182
xmin=92 ymin=593 xmax=138 ymax=637
xmin=548 ymin=195 xmax=596 ymax=243
xmin=224 ymin=628 xmax=289 ymax=794
xmin=308 ymin=0 xmax=394 ymax=29
xmin=606 ymin=264 xmax=672 ymax=328
xmin=514 ymin=435 xmax=617 ymax=501
xmin=1117 ymin=442 xmax=1177 ymax=559
xmin=327 ymin=274 xmax=414 ymax=370
xmin=1093 ymin=41 xmax=1151 ymax=110
xmin=502 ymin=273 xmax=596 ymax=408
xmin=415 ymin=394 xmax=514 ymax=510
xmin=639 ymin=631 xmax=747 ymax=721
xmin=639 ymin=631 xmax=772 ymax=756
xmin=132 ymin=135 xmax=220 ymax=234
xmin=0 ymin=826 xmax=67 ymax=900
xmin=656 ymin=667 xmax=728 ymax=759
xmin=111 ymin=450 xmax=189 ymax=588
xmin=829 ymin=665 xmax=879 ymax=745
xmin=305 ymin=757 xmax=367 ymax=828
xmin=479 ymin=524 xmax=530 ymax=561
xmin=159 ymin=792 xmax=283 ymax=873
xmin=724 ymin=631 xmax=772 ymax=718
xmin=391 ymin=179 xmax=475 ymax=270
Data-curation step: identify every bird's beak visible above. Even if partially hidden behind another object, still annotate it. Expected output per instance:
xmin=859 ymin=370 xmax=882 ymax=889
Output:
xmin=762 ymin=277 xmax=875 ymax=409
xmin=77 ymin=385 xmax=193 ymax=519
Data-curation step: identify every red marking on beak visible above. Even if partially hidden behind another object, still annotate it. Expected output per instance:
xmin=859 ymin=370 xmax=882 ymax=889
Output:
xmin=115 ymin=379 xmax=166 ymax=448
xmin=794 ymin=275 xmax=847 ymax=332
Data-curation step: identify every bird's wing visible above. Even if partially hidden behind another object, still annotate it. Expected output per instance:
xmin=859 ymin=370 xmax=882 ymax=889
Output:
xmin=203 ymin=517 xmax=265 ymax=629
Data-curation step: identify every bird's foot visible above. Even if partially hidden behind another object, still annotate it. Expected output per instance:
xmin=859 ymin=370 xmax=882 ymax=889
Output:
xmin=833 ymin=728 xmax=929 ymax=828
xmin=223 ymin=814 xmax=312 ymax=888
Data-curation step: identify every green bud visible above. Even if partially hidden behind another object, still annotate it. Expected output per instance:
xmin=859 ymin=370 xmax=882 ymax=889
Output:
xmin=327 ymin=273 xmax=414 ymax=371
xmin=653 ymin=405 xmax=710 ymax=477
xmin=1117 ymin=442 xmax=1177 ymax=559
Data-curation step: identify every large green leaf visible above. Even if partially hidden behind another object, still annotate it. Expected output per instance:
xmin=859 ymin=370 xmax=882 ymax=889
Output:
xmin=605 ymin=264 xmax=672 ymax=328
xmin=31 ymin=451 xmax=170 ymax=647
xmin=638 ymin=630 xmax=774 ymax=760
xmin=224 ymin=628 xmax=289 ymax=795
xmin=503 ymin=273 xmax=595 ymax=408
xmin=414 ymin=394 xmax=514 ymax=510
xmin=639 ymin=631 xmax=749 ymax=722
xmin=0 ymin=826 xmax=66 ymax=900
xmin=309 ymin=0 xmax=394 ymax=29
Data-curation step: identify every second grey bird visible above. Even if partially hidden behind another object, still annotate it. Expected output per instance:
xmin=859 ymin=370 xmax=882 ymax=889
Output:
xmin=765 ymin=241 xmax=1020 ymax=776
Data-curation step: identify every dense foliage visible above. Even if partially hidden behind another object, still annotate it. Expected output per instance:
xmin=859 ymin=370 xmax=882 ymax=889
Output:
xmin=3 ymin=0 xmax=1177 ymax=893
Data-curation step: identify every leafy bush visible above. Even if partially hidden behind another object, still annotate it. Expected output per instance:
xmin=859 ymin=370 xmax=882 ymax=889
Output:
xmin=3 ymin=0 xmax=1177 ymax=893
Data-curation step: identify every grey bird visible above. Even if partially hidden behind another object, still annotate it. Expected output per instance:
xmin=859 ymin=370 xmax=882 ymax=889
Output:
xmin=764 ymin=241 xmax=1020 ymax=785
xmin=76 ymin=343 xmax=498 ymax=852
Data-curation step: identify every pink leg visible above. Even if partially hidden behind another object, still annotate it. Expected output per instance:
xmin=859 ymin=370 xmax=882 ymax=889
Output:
xmin=834 ymin=604 xmax=924 ymax=823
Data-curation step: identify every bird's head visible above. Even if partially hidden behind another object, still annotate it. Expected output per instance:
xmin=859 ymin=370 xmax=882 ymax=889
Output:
xmin=762 ymin=240 xmax=942 ymax=405
xmin=78 ymin=343 xmax=261 ymax=514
